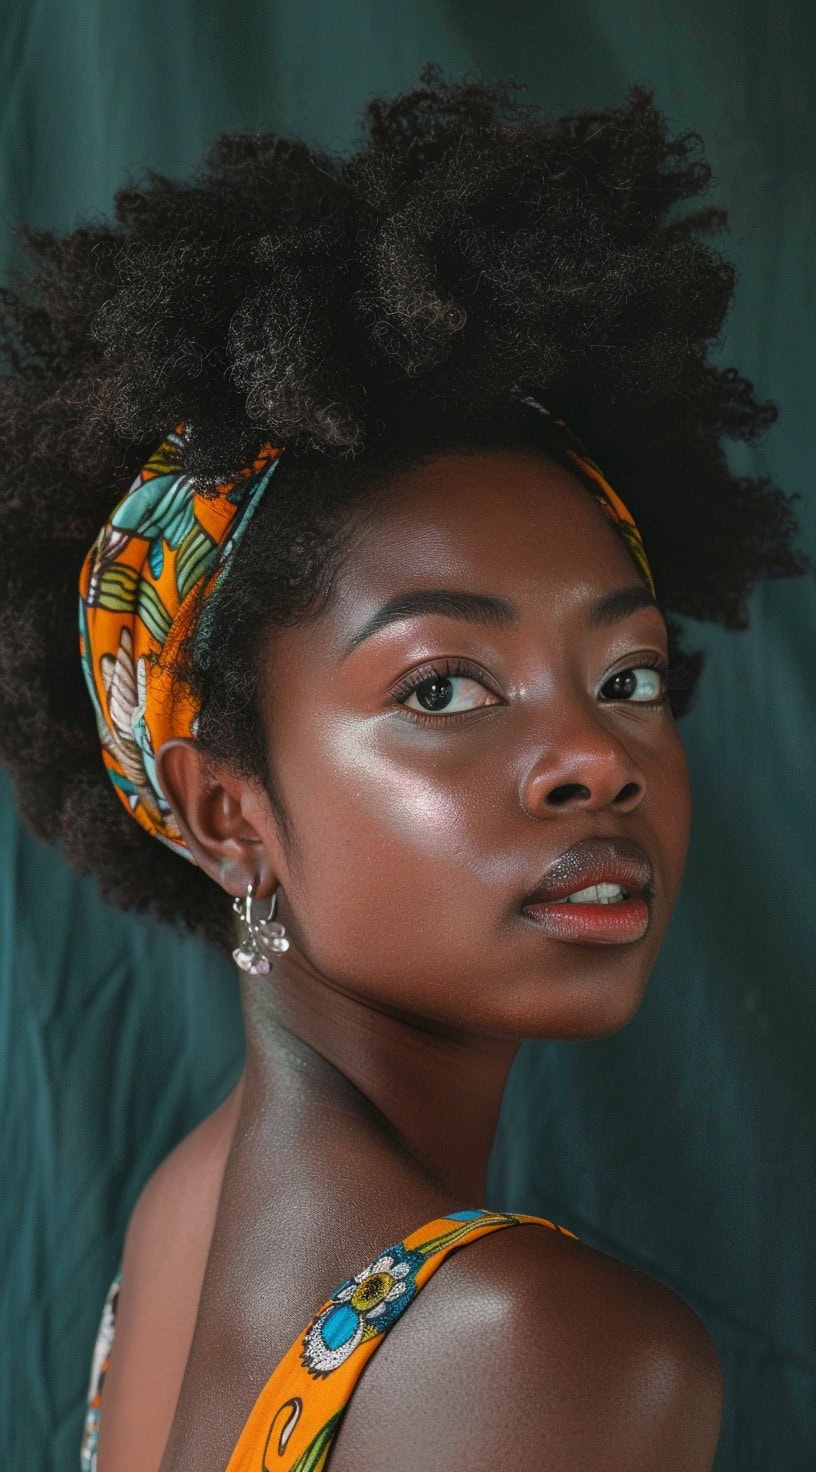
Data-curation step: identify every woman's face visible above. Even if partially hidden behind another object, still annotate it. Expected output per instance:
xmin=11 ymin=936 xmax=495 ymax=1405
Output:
xmin=255 ymin=449 xmax=692 ymax=1041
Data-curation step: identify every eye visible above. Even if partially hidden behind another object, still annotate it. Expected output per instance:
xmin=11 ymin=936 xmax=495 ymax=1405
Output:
xmin=390 ymin=658 xmax=501 ymax=719
xmin=600 ymin=661 xmax=669 ymax=704
xmin=406 ymin=673 xmax=495 ymax=714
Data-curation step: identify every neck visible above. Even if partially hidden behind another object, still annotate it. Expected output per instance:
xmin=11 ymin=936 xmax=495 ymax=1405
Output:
xmin=239 ymin=954 xmax=519 ymax=1207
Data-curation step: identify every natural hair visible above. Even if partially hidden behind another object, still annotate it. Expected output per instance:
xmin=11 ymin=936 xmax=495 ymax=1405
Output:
xmin=0 ymin=70 xmax=808 ymax=953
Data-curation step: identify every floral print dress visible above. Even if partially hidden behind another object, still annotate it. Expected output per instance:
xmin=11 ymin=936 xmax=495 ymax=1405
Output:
xmin=82 ymin=1208 xmax=575 ymax=1471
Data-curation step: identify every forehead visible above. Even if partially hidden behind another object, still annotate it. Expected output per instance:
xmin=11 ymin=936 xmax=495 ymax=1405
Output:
xmin=337 ymin=448 xmax=639 ymax=607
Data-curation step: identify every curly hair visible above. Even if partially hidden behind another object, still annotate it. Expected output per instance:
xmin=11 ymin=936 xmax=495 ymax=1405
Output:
xmin=0 ymin=70 xmax=808 ymax=954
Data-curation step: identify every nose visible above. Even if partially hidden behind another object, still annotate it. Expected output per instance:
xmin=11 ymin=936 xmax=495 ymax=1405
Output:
xmin=520 ymin=711 xmax=647 ymax=819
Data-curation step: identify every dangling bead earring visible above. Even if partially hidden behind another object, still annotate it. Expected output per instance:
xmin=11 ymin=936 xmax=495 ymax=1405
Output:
xmin=232 ymin=879 xmax=290 ymax=975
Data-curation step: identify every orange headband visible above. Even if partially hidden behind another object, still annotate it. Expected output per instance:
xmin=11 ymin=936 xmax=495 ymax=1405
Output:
xmin=79 ymin=425 xmax=282 ymax=860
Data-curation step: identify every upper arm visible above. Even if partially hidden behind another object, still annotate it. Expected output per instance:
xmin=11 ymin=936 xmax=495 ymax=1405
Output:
xmin=329 ymin=1226 xmax=723 ymax=1472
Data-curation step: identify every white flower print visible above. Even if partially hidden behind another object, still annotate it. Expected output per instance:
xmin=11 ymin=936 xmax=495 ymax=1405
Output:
xmin=301 ymin=1249 xmax=418 ymax=1377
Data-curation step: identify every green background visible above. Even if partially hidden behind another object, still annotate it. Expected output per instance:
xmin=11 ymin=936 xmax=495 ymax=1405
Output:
xmin=2 ymin=2 xmax=814 ymax=1467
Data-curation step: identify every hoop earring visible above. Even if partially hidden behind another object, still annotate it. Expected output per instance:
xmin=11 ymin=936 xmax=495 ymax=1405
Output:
xmin=232 ymin=879 xmax=290 ymax=975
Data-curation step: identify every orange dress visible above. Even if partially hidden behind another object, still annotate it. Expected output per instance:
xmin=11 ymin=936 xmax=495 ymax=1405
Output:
xmin=82 ymin=1207 xmax=576 ymax=1472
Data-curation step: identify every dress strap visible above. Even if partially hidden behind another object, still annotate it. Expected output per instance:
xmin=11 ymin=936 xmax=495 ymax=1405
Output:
xmin=226 ymin=1208 xmax=577 ymax=1472
xmin=81 ymin=1269 xmax=122 ymax=1472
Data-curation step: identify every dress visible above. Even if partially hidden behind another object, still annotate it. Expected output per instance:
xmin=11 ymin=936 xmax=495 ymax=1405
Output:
xmin=82 ymin=1207 xmax=576 ymax=1471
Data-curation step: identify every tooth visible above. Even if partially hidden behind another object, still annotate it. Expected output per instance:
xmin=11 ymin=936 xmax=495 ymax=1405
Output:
xmin=565 ymin=883 xmax=626 ymax=904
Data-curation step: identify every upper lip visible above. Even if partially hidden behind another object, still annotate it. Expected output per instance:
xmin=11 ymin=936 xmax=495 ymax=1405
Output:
xmin=521 ymin=837 xmax=653 ymax=906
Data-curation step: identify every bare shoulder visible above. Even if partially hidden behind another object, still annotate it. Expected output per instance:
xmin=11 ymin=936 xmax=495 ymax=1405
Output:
xmin=94 ymin=1080 xmax=243 ymax=1472
xmin=124 ymin=1076 xmax=243 ymax=1253
xmin=109 ymin=1074 xmax=243 ymax=1374
xmin=330 ymin=1221 xmax=723 ymax=1472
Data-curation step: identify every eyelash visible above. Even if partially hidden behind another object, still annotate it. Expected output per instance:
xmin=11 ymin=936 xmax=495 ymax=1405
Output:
xmin=388 ymin=657 xmax=497 ymax=726
xmin=388 ymin=654 xmax=671 ymax=726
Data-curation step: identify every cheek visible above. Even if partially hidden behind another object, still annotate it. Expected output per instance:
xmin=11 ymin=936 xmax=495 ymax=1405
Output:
xmin=269 ymin=698 xmax=694 ymax=1034
xmin=275 ymin=714 xmax=511 ymax=975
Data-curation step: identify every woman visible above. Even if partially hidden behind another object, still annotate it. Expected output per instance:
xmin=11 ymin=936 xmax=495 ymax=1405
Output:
xmin=0 ymin=71 xmax=807 ymax=1472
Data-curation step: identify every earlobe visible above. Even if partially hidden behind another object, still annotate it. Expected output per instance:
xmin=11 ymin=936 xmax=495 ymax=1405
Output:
xmin=155 ymin=738 xmax=278 ymax=895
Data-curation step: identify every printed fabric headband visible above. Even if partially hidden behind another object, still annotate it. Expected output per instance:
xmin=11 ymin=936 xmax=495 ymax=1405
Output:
xmin=78 ymin=411 xmax=655 ymax=862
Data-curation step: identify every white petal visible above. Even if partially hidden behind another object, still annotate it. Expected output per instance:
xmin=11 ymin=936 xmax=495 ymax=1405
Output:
xmin=302 ymin=1309 xmax=364 ymax=1374
xmin=106 ymin=630 xmax=138 ymax=732
xmin=134 ymin=657 xmax=150 ymax=729
xmin=370 ymin=1255 xmax=394 ymax=1274
xmin=385 ymin=1282 xmax=407 ymax=1301
xmin=99 ymin=660 xmax=147 ymax=785
xmin=390 ymin=1261 xmax=410 ymax=1279
xmin=365 ymin=1303 xmax=387 ymax=1319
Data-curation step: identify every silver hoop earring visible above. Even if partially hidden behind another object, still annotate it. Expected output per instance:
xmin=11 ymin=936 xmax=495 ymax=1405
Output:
xmin=232 ymin=879 xmax=290 ymax=975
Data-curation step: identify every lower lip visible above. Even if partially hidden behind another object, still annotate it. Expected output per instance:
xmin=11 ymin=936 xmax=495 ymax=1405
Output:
xmin=521 ymin=896 xmax=650 ymax=944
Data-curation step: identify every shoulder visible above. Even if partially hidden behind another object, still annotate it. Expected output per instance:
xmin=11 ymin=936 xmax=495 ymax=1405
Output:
xmin=112 ymin=1076 xmax=242 ymax=1356
xmin=330 ymin=1220 xmax=723 ymax=1472
xmin=93 ymin=1081 xmax=243 ymax=1472
xmin=122 ymin=1076 xmax=242 ymax=1262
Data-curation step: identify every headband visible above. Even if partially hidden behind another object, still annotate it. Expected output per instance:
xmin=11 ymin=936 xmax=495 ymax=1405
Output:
xmin=78 ymin=416 xmax=654 ymax=861
xmin=520 ymin=396 xmax=655 ymax=598
xmin=78 ymin=426 xmax=282 ymax=860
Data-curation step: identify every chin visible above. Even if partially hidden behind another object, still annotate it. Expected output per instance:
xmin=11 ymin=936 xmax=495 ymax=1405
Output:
xmin=515 ymin=963 xmax=652 ymax=1042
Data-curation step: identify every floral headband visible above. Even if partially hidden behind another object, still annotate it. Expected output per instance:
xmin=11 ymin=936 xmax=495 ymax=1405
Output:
xmin=78 ymin=413 xmax=654 ymax=862
xmin=78 ymin=426 xmax=282 ymax=860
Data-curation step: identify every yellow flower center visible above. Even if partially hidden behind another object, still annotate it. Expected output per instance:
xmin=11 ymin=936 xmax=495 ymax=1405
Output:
xmin=350 ymin=1272 xmax=393 ymax=1311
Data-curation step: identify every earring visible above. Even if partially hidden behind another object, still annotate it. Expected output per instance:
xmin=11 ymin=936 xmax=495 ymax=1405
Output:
xmin=232 ymin=879 xmax=290 ymax=975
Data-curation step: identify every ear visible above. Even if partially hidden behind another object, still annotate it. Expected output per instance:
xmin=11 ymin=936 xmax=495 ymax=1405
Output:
xmin=155 ymin=738 xmax=281 ymax=899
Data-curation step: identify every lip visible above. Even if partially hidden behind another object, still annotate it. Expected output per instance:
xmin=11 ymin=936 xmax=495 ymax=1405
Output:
xmin=521 ymin=837 xmax=653 ymax=906
xmin=520 ymin=837 xmax=653 ymax=946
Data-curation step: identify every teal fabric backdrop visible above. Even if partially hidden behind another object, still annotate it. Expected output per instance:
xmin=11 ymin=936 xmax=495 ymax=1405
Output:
xmin=2 ymin=2 xmax=814 ymax=1467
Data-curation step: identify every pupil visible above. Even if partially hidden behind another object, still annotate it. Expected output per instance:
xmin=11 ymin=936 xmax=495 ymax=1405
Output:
xmin=611 ymin=670 xmax=636 ymax=698
xmin=417 ymin=676 xmax=453 ymax=711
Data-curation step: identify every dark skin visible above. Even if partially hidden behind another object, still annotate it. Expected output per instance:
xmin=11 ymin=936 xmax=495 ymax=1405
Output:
xmin=96 ymin=450 xmax=721 ymax=1472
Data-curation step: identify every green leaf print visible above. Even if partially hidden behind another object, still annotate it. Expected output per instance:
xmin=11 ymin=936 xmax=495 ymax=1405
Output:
xmin=288 ymin=1411 xmax=344 ymax=1472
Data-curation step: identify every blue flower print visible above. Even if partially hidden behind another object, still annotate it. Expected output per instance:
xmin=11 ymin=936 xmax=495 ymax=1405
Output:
xmin=301 ymin=1244 xmax=422 ymax=1378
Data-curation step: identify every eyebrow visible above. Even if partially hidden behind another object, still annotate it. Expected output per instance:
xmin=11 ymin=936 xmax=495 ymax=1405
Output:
xmin=343 ymin=590 xmax=517 ymax=654
xmin=343 ymin=583 xmax=659 ymax=655
xmin=586 ymin=585 xmax=660 ymax=630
